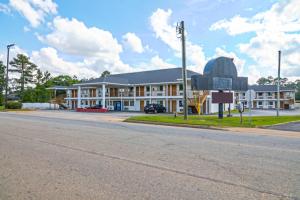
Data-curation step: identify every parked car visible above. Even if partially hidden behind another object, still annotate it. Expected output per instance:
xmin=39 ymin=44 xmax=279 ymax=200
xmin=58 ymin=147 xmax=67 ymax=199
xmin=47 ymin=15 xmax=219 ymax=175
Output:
xmin=144 ymin=104 xmax=166 ymax=113
xmin=89 ymin=104 xmax=103 ymax=109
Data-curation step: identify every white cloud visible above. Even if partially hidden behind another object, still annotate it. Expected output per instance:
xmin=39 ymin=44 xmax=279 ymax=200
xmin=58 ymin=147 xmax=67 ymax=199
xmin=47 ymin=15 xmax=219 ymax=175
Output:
xmin=35 ymin=16 xmax=137 ymax=77
xmin=122 ymin=32 xmax=144 ymax=53
xmin=150 ymin=8 xmax=206 ymax=73
xmin=40 ymin=17 xmax=123 ymax=59
xmin=31 ymin=47 xmax=98 ymax=78
xmin=0 ymin=3 xmax=11 ymax=14
xmin=9 ymin=0 xmax=57 ymax=27
xmin=210 ymin=15 xmax=262 ymax=36
xmin=247 ymin=65 xmax=262 ymax=84
xmin=23 ymin=26 xmax=30 ymax=32
xmin=210 ymin=0 xmax=300 ymax=79
xmin=150 ymin=55 xmax=177 ymax=69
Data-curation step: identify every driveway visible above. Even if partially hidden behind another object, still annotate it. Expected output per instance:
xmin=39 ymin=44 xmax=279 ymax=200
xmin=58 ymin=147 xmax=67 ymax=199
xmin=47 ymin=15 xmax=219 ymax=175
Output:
xmin=266 ymin=121 xmax=300 ymax=132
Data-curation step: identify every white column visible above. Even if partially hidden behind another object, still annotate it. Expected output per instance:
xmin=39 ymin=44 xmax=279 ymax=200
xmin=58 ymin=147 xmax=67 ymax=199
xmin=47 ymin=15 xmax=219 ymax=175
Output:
xmin=102 ymin=84 xmax=106 ymax=108
xmin=133 ymin=86 xmax=136 ymax=111
xmin=150 ymin=85 xmax=152 ymax=103
xmin=77 ymin=86 xmax=81 ymax=108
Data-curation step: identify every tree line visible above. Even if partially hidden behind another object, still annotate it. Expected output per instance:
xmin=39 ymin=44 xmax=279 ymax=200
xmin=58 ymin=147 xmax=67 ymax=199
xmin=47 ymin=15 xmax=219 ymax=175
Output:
xmin=0 ymin=54 xmax=81 ymax=105
xmin=0 ymin=54 xmax=112 ymax=105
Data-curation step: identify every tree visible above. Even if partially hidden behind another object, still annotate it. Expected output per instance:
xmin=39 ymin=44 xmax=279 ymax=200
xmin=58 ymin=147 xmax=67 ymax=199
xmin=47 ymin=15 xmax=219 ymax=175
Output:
xmin=256 ymin=77 xmax=271 ymax=85
xmin=101 ymin=70 xmax=110 ymax=78
xmin=0 ymin=61 xmax=5 ymax=105
xmin=35 ymin=69 xmax=51 ymax=85
xmin=9 ymin=54 xmax=37 ymax=95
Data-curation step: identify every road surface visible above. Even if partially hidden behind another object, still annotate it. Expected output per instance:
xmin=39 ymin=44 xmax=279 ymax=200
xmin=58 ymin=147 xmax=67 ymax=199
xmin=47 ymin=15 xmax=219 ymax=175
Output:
xmin=0 ymin=111 xmax=299 ymax=200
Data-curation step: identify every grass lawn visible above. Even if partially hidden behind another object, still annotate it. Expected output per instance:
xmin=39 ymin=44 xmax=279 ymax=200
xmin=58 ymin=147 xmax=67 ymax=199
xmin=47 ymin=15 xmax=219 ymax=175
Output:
xmin=0 ymin=106 xmax=4 ymax=111
xmin=125 ymin=114 xmax=300 ymax=128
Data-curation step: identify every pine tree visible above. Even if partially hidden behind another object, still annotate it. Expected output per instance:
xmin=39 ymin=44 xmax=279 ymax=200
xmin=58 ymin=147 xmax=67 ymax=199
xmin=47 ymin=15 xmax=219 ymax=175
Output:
xmin=9 ymin=54 xmax=37 ymax=95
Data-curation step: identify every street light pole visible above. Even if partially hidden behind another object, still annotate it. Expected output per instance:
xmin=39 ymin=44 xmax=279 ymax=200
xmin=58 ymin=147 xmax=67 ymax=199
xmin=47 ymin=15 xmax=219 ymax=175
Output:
xmin=176 ymin=21 xmax=188 ymax=120
xmin=276 ymin=50 xmax=281 ymax=117
xmin=5 ymin=44 xmax=15 ymax=108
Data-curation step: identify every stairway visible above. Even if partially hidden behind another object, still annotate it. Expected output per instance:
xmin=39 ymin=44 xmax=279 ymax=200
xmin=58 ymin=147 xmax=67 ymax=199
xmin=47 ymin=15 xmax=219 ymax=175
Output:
xmin=188 ymin=91 xmax=209 ymax=114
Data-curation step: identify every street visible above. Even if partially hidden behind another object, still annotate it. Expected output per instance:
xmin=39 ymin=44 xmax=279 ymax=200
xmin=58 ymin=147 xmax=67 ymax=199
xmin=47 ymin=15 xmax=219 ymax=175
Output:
xmin=0 ymin=111 xmax=299 ymax=200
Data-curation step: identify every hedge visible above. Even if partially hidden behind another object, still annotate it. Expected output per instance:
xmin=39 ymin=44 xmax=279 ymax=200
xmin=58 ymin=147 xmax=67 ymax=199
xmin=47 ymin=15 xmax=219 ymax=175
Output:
xmin=6 ymin=101 xmax=22 ymax=109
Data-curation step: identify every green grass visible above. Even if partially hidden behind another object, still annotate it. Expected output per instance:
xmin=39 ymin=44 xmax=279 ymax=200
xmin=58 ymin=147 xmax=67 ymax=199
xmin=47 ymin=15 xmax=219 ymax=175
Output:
xmin=125 ymin=115 xmax=300 ymax=128
xmin=0 ymin=106 xmax=4 ymax=111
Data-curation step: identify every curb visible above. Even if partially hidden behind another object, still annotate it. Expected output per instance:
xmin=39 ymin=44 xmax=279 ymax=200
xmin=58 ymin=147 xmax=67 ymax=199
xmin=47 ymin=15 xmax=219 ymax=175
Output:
xmin=124 ymin=119 xmax=226 ymax=131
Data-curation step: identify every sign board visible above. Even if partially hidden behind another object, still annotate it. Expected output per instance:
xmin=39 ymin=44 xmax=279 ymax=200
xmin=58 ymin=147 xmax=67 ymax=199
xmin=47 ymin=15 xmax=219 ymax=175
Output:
xmin=245 ymin=89 xmax=255 ymax=102
xmin=213 ymin=77 xmax=232 ymax=90
xmin=212 ymin=92 xmax=233 ymax=103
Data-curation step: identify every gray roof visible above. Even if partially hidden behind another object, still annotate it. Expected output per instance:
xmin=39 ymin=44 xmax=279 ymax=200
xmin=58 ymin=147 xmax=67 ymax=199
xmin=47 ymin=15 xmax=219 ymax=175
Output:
xmin=249 ymin=85 xmax=295 ymax=92
xmin=80 ymin=68 xmax=200 ymax=85
xmin=47 ymin=86 xmax=76 ymax=90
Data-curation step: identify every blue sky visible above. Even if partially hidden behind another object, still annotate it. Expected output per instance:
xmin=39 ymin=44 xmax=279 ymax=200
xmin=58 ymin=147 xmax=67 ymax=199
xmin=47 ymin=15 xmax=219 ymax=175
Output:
xmin=0 ymin=0 xmax=299 ymax=83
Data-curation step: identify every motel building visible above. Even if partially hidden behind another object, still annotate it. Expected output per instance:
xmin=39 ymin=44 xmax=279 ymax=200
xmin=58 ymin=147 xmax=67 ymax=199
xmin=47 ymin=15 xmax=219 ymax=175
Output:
xmin=50 ymin=68 xmax=296 ymax=114
xmin=235 ymin=85 xmax=296 ymax=110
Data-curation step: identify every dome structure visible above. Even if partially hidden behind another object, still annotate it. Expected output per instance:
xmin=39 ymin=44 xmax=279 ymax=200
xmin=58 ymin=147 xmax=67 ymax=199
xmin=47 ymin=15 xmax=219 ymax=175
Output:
xmin=203 ymin=57 xmax=237 ymax=78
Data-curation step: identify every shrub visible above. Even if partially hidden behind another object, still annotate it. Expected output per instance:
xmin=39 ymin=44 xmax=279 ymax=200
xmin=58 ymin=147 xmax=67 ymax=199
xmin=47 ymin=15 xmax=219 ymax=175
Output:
xmin=6 ymin=101 xmax=22 ymax=109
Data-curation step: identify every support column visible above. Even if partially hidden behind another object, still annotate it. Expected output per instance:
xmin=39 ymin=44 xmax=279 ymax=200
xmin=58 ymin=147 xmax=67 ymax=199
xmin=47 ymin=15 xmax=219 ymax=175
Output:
xmin=102 ymin=84 xmax=106 ymax=108
xmin=150 ymin=85 xmax=152 ymax=104
xmin=133 ymin=86 xmax=136 ymax=111
xmin=165 ymin=84 xmax=168 ymax=112
xmin=77 ymin=86 xmax=81 ymax=108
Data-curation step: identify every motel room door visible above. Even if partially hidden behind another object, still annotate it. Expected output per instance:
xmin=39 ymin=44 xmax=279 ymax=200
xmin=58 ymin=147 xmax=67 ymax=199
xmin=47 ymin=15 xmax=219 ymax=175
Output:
xmin=140 ymin=100 xmax=144 ymax=111
xmin=172 ymin=100 xmax=176 ymax=113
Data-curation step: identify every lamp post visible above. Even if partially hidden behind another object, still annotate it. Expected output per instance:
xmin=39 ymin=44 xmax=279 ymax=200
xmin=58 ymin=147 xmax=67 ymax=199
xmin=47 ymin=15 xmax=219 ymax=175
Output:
xmin=5 ymin=44 xmax=15 ymax=108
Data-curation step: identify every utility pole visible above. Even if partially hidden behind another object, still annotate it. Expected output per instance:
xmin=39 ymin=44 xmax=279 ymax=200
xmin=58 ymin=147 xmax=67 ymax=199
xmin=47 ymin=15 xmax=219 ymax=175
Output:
xmin=276 ymin=50 xmax=281 ymax=117
xmin=5 ymin=44 xmax=15 ymax=108
xmin=176 ymin=21 xmax=188 ymax=120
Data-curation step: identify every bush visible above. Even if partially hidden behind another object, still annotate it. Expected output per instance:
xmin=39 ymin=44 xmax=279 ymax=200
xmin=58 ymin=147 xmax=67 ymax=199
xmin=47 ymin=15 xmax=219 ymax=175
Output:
xmin=6 ymin=101 xmax=22 ymax=109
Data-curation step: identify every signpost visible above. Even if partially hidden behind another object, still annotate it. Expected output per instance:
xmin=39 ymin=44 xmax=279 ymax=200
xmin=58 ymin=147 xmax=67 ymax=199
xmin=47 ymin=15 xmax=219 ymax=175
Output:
xmin=246 ymin=89 xmax=255 ymax=125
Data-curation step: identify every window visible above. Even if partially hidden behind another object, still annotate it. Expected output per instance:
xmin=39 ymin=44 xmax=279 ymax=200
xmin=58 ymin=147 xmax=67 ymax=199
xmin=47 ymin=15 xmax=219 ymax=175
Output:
xmin=179 ymin=84 xmax=183 ymax=91
xmin=258 ymin=101 xmax=262 ymax=105
xmin=159 ymin=100 xmax=163 ymax=105
xmin=179 ymin=100 xmax=183 ymax=107
xmin=146 ymin=86 xmax=150 ymax=92
xmin=130 ymin=101 xmax=134 ymax=106
xmin=269 ymin=101 xmax=273 ymax=105
xmin=124 ymin=101 xmax=129 ymax=106
xmin=258 ymin=93 xmax=263 ymax=96
xmin=159 ymin=85 xmax=164 ymax=91
xmin=268 ymin=92 xmax=272 ymax=96
xmin=146 ymin=100 xmax=150 ymax=105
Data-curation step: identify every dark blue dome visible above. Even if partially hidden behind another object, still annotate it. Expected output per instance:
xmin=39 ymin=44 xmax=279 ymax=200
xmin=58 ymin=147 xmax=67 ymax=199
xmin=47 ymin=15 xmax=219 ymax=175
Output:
xmin=203 ymin=57 xmax=237 ymax=78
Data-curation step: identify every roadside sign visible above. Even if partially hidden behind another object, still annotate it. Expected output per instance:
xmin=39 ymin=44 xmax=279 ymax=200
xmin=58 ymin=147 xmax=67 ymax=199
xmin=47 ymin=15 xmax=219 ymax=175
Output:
xmin=212 ymin=92 xmax=233 ymax=103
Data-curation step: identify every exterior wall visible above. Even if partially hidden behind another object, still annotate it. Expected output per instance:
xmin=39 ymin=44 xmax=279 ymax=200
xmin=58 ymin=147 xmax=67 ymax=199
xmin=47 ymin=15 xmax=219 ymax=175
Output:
xmin=235 ymin=90 xmax=295 ymax=110
xmin=65 ymin=82 xmax=193 ymax=112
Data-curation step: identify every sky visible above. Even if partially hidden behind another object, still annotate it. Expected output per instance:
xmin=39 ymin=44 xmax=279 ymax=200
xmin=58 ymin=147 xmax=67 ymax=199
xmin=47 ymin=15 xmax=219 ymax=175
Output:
xmin=0 ymin=0 xmax=299 ymax=84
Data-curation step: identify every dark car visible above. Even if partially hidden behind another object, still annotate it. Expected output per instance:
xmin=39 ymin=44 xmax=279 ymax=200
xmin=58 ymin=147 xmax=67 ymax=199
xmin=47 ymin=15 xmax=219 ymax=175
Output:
xmin=144 ymin=104 xmax=166 ymax=113
xmin=89 ymin=104 xmax=103 ymax=109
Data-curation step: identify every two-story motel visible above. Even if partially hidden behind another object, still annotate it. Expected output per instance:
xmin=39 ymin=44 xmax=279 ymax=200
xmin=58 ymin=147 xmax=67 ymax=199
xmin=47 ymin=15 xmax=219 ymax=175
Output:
xmin=64 ymin=68 xmax=208 ymax=113
xmin=235 ymin=85 xmax=296 ymax=110
xmin=51 ymin=68 xmax=296 ymax=113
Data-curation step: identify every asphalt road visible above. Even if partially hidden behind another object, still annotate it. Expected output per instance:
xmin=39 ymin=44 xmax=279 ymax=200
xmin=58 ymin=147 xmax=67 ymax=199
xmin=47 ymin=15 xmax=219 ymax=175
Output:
xmin=266 ymin=121 xmax=300 ymax=132
xmin=0 ymin=112 xmax=300 ymax=200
